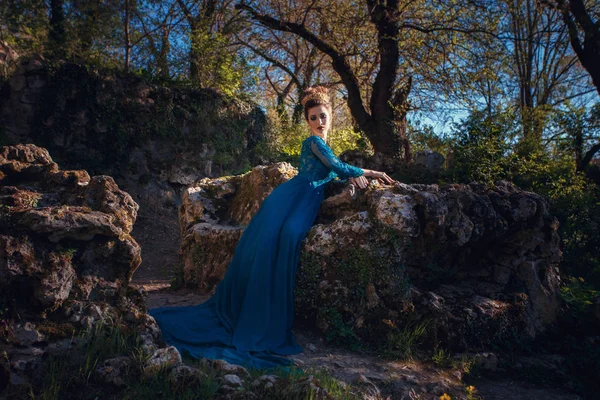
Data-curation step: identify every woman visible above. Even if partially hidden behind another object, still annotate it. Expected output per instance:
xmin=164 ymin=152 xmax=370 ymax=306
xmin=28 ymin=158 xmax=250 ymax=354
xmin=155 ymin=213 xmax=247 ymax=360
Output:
xmin=150 ymin=86 xmax=394 ymax=369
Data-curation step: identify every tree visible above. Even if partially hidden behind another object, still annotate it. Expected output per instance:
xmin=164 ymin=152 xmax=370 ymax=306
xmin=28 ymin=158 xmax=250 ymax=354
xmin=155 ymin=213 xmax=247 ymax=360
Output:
xmin=503 ymin=0 xmax=590 ymax=153
xmin=175 ymin=0 xmax=251 ymax=93
xmin=236 ymin=0 xmax=414 ymax=161
xmin=236 ymin=18 xmax=331 ymax=124
xmin=132 ymin=0 xmax=183 ymax=78
xmin=549 ymin=0 xmax=600 ymax=95
xmin=543 ymin=0 xmax=600 ymax=168
xmin=552 ymin=104 xmax=600 ymax=172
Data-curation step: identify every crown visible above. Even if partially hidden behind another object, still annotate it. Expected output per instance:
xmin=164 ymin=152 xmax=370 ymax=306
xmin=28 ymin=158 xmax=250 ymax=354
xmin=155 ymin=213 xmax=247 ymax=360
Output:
xmin=301 ymin=86 xmax=330 ymax=107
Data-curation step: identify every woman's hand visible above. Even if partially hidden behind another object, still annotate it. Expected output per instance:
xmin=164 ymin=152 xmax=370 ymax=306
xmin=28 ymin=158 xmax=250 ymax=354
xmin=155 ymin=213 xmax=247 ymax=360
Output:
xmin=363 ymin=169 xmax=396 ymax=185
xmin=349 ymin=175 xmax=369 ymax=189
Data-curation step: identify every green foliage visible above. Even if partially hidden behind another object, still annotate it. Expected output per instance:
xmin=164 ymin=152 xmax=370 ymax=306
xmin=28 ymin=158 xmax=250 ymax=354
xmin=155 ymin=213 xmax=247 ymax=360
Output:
xmin=30 ymin=62 xmax=257 ymax=176
xmin=0 ymin=0 xmax=48 ymax=55
xmin=562 ymin=335 xmax=600 ymax=397
xmin=5 ymin=316 xmax=357 ymax=400
xmin=542 ymin=172 xmax=600 ymax=288
xmin=559 ymin=277 xmax=599 ymax=317
xmin=263 ymin=109 xmax=366 ymax=166
xmin=446 ymin=108 xmax=519 ymax=184
xmin=317 ymin=308 xmax=362 ymax=351
xmin=447 ymin=106 xmax=600 ymax=290
xmin=243 ymin=366 xmax=358 ymax=400
xmin=328 ymin=128 xmax=369 ymax=156
xmin=408 ymin=120 xmax=452 ymax=155
xmin=191 ymin=30 xmax=258 ymax=97
xmin=169 ymin=263 xmax=187 ymax=291
xmin=295 ymin=252 xmax=324 ymax=314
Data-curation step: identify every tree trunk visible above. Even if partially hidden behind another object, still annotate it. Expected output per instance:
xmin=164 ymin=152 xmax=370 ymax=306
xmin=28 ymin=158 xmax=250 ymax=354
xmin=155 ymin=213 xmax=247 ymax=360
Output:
xmin=158 ymin=26 xmax=170 ymax=78
xmin=556 ymin=0 xmax=600 ymax=95
xmin=49 ymin=0 xmax=66 ymax=55
xmin=124 ymin=0 xmax=131 ymax=72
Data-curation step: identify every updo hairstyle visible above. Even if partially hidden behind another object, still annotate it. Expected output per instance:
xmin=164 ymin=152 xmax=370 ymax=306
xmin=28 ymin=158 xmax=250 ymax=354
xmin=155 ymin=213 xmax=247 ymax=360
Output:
xmin=301 ymin=86 xmax=332 ymax=120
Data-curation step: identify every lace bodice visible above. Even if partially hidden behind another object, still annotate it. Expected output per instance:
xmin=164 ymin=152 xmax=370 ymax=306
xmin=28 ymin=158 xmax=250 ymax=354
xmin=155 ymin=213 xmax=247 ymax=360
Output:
xmin=297 ymin=135 xmax=364 ymax=187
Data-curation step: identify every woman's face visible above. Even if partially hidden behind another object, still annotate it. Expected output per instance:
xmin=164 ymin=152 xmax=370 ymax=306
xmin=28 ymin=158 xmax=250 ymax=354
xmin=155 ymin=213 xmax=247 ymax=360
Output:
xmin=307 ymin=104 xmax=331 ymax=140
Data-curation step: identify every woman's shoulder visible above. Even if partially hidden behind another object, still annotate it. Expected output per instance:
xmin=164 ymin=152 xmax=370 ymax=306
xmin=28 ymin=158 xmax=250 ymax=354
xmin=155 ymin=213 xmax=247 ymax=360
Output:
xmin=303 ymin=135 xmax=325 ymax=145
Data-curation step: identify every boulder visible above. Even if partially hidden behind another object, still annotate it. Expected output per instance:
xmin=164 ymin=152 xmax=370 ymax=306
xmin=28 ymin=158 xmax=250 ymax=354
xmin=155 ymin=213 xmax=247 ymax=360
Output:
xmin=179 ymin=164 xmax=562 ymax=351
xmin=143 ymin=346 xmax=182 ymax=376
xmin=413 ymin=150 xmax=445 ymax=174
xmin=0 ymin=144 xmax=157 ymax=391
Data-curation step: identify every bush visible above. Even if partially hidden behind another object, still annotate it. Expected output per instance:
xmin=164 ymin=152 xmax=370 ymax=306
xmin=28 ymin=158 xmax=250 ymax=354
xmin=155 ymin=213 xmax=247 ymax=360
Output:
xmin=446 ymin=108 xmax=519 ymax=184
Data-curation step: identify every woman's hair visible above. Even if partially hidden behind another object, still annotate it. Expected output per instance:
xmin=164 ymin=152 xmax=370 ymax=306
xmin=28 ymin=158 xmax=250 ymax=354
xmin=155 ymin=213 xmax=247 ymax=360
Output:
xmin=301 ymin=86 xmax=332 ymax=120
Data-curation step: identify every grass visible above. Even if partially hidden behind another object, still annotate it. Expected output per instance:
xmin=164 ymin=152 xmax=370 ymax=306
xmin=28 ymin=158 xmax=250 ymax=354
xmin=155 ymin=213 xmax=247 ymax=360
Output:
xmin=380 ymin=320 xmax=429 ymax=360
xmin=4 ymin=318 xmax=358 ymax=400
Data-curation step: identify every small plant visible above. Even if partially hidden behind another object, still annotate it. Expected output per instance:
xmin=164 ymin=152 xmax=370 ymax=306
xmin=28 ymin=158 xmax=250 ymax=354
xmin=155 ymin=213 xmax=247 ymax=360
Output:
xmin=431 ymin=345 xmax=452 ymax=368
xmin=318 ymin=308 xmax=362 ymax=351
xmin=453 ymin=354 xmax=471 ymax=373
xmin=169 ymin=263 xmax=186 ymax=290
xmin=56 ymin=245 xmax=78 ymax=260
xmin=382 ymin=320 xmax=428 ymax=360
xmin=465 ymin=385 xmax=479 ymax=400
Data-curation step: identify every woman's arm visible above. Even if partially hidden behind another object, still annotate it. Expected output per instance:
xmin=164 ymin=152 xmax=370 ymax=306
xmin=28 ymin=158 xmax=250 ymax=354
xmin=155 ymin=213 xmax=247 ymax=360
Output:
xmin=310 ymin=136 xmax=364 ymax=179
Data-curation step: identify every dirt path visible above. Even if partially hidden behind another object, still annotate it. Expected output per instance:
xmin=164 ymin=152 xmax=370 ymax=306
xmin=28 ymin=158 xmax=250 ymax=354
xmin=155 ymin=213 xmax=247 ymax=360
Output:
xmin=134 ymin=287 xmax=582 ymax=400
xmin=130 ymin=208 xmax=180 ymax=288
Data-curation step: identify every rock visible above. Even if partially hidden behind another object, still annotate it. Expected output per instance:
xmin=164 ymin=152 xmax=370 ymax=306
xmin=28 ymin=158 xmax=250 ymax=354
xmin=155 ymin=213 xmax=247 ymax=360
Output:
xmin=250 ymin=374 xmax=278 ymax=390
xmin=306 ymin=343 xmax=318 ymax=352
xmin=94 ymin=356 xmax=132 ymax=386
xmin=513 ymin=354 xmax=567 ymax=381
xmin=136 ymin=314 xmax=162 ymax=355
xmin=0 ymin=40 xmax=19 ymax=80
xmin=355 ymin=375 xmax=382 ymax=399
xmin=472 ymin=352 xmax=499 ymax=371
xmin=178 ymin=164 xmax=562 ymax=352
xmin=144 ymin=346 xmax=182 ymax=376
xmin=169 ymin=365 xmax=207 ymax=386
xmin=413 ymin=151 xmax=445 ymax=174
xmin=9 ymin=322 xmax=45 ymax=346
xmin=221 ymin=374 xmax=244 ymax=387
xmin=0 ymin=57 xmax=267 ymax=295
xmin=0 ymin=143 xmax=160 ymax=394
xmin=213 ymin=359 xmax=250 ymax=378
xmin=228 ymin=162 xmax=296 ymax=225
xmin=46 ymin=338 xmax=75 ymax=355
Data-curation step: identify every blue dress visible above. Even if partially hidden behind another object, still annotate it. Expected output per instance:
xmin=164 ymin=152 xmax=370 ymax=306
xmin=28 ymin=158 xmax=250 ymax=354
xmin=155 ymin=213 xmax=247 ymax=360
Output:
xmin=149 ymin=135 xmax=364 ymax=369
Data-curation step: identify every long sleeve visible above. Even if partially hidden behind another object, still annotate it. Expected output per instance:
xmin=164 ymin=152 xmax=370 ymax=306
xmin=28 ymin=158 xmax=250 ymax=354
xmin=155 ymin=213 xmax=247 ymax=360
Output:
xmin=310 ymin=136 xmax=364 ymax=179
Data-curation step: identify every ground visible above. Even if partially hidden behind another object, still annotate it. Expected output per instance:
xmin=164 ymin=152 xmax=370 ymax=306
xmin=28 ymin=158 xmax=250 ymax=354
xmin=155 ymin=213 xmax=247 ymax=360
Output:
xmin=131 ymin=282 xmax=582 ymax=400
